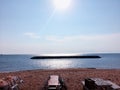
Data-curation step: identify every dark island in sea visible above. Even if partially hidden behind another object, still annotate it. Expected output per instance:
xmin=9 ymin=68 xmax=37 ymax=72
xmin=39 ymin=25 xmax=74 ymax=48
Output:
xmin=31 ymin=55 xmax=101 ymax=59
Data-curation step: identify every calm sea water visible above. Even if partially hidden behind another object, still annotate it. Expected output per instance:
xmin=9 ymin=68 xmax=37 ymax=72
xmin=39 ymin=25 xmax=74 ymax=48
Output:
xmin=0 ymin=53 xmax=120 ymax=72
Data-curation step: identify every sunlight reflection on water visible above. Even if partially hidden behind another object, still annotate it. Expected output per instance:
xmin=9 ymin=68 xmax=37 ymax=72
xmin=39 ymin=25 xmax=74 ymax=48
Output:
xmin=33 ymin=59 xmax=77 ymax=69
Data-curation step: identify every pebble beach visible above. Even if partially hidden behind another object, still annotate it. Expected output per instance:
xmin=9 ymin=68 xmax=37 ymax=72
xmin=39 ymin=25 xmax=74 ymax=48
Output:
xmin=0 ymin=68 xmax=120 ymax=90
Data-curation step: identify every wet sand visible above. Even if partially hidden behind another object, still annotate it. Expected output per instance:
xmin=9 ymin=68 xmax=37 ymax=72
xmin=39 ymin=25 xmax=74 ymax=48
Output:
xmin=0 ymin=68 xmax=120 ymax=90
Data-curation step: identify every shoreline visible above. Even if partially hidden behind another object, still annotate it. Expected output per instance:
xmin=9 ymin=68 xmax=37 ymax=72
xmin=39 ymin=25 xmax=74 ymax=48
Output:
xmin=0 ymin=68 xmax=120 ymax=90
xmin=1 ymin=67 xmax=120 ymax=73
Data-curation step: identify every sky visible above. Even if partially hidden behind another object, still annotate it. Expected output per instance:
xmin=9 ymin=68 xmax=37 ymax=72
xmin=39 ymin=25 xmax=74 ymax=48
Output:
xmin=0 ymin=0 xmax=120 ymax=54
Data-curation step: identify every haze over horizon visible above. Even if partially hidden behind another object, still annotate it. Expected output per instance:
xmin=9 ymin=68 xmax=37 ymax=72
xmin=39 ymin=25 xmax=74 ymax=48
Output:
xmin=0 ymin=0 xmax=120 ymax=54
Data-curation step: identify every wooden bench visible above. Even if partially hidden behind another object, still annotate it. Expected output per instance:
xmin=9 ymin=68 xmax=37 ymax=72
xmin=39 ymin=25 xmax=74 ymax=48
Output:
xmin=44 ymin=75 xmax=67 ymax=90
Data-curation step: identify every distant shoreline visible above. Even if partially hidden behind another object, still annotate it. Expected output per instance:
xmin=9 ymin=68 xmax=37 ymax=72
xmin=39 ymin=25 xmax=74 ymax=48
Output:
xmin=31 ymin=55 xmax=101 ymax=59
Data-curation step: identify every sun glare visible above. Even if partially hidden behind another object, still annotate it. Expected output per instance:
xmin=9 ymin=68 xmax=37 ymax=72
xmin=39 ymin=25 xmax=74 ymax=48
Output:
xmin=53 ymin=0 xmax=71 ymax=11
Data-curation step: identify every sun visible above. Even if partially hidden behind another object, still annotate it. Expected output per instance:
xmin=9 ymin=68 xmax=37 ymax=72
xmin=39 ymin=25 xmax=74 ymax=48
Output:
xmin=52 ymin=0 xmax=71 ymax=11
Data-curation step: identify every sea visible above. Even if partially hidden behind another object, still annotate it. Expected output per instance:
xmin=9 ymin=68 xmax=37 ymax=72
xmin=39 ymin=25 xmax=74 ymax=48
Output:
xmin=0 ymin=53 xmax=120 ymax=72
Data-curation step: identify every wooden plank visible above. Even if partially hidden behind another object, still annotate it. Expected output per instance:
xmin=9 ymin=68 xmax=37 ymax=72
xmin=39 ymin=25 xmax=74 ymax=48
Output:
xmin=48 ymin=75 xmax=60 ymax=86
xmin=105 ymin=80 xmax=120 ymax=90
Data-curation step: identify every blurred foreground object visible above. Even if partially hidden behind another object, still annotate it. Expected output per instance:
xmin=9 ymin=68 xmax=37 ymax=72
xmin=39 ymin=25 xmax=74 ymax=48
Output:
xmin=82 ymin=78 xmax=120 ymax=90
xmin=0 ymin=75 xmax=23 ymax=90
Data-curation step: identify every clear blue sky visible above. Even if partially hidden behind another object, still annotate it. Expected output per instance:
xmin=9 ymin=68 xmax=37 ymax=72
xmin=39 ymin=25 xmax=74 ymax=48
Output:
xmin=0 ymin=0 xmax=120 ymax=54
